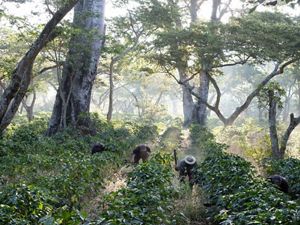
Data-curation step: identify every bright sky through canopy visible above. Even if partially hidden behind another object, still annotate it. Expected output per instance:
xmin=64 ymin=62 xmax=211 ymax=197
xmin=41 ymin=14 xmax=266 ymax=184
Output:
xmin=2 ymin=0 xmax=299 ymax=26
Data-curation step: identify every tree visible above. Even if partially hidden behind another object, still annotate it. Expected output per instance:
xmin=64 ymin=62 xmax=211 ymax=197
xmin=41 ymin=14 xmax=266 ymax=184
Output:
xmin=133 ymin=0 xmax=233 ymax=127
xmin=258 ymin=82 xmax=300 ymax=159
xmin=104 ymin=5 xmax=146 ymax=121
xmin=195 ymin=0 xmax=233 ymax=126
xmin=163 ymin=12 xmax=300 ymax=126
xmin=0 ymin=0 xmax=79 ymax=135
xmin=47 ymin=0 xmax=105 ymax=135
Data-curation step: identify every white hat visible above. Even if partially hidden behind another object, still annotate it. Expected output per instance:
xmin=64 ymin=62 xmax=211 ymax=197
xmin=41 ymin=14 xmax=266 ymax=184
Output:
xmin=184 ymin=155 xmax=196 ymax=165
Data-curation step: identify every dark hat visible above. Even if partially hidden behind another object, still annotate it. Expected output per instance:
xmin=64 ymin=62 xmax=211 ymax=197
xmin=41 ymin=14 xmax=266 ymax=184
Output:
xmin=184 ymin=155 xmax=196 ymax=165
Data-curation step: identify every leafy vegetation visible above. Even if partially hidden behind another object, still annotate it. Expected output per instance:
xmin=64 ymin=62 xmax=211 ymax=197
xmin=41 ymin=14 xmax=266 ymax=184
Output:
xmin=1 ymin=0 xmax=300 ymax=224
xmin=0 ymin=184 xmax=84 ymax=224
xmin=213 ymin=119 xmax=272 ymax=162
xmin=0 ymin=115 xmax=158 ymax=223
xmin=265 ymin=158 xmax=300 ymax=199
xmin=191 ymin=125 xmax=300 ymax=224
xmin=98 ymin=153 xmax=185 ymax=225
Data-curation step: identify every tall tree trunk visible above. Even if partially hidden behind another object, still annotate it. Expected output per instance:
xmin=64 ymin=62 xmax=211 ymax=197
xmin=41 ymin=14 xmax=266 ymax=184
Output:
xmin=106 ymin=33 xmax=140 ymax=122
xmin=178 ymin=68 xmax=195 ymax=127
xmin=194 ymin=0 xmax=222 ymax=127
xmin=268 ymin=90 xmax=281 ymax=159
xmin=282 ymin=96 xmax=290 ymax=122
xmin=107 ymin=58 xmax=114 ymax=121
xmin=0 ymin=0 xmax=78 ymax=134
xmin=196 ymin=68 xmax=209 ymax=126
xmin=190 ymin=0 xmax=198 ymax=22
xmin=298 ymin=81 xmax=300 ymax=116
xmin=21 ymin=90 xmax=36 ymax=122
xmin=47 ymin=0 xmax=105 ymax=135
xmin=211 ymin=0 xmax=221 ymax=21
xmin=0 ymin=81 xmax=5 ymax=95
xmin=177 ymin=0 xmax=200 ymax=127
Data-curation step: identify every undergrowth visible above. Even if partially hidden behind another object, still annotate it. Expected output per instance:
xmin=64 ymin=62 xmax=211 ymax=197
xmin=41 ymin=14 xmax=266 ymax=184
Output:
xmin=190 ymin=124 xmax=300 ymax=224
xmin=0 ymin=114 xmax=158 ymax=224
xmin=98 ymin=153 xmax=186 ymax=225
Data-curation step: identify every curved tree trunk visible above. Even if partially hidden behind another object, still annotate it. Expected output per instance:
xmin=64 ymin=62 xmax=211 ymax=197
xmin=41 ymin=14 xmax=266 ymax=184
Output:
xmin=47 ymin=0 xmax=105 ymax=135
xmin=279 ymin=113 xmax=300 ymax=157
xmin=21 ymin=89 xmax=36 ymax=122
xmin=0 ymin=0 xmax=79 ymax=134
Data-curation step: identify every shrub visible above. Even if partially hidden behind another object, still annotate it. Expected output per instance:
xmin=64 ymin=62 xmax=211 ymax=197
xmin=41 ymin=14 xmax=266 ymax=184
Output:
xmin=0 ymin=115 xmax=159 ymax=222
xmin=192 ymin=128 xmax=300 ymax=224
xmin=265 ymin=158 xmax=300 ymax=199
xmin=98 ymin=153 xmax=185 ymax=225
xmin=0 ymin=184 xmax=84 ymax=225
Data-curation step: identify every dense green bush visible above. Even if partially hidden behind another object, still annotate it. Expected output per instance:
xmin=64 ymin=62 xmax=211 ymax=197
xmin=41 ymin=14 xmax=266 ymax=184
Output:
xmin=191 ymin=128 xmax=300 ymax=224
xmin=0 ymin=184 xmax=84 ymax=225
xmin=0 ymin=115 xmax=159 ymax=223
xmin=98 ymin=153 xmax=185 ymax=225
xmin=265 ymin=158 xmax=300 ymax=199
xmin=194 ymin=154 xmax=255 ymax=205
xmin=217 ymin=182 xmax=299 ymax=224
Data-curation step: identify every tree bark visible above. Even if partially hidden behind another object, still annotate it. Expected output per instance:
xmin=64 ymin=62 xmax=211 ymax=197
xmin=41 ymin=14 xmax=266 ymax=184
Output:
xmin=21 ymin=90 xmax=36 ymax=122
xmin=178 ymin=68 xmax=195 ymax=127
xmin=0 ymin=0 xmax=79 ymax=134
xmin=0 ymin=80 xmax=5 ymax=95
xmin=107 ymin=58 xmax=114 ymax=121
xmin=175 ymin=0 xmax=200 ymax=127
xmin=282 ymin=96 xmax=291 ymax=122
xmin=189 ymin=0 xmax=205 ymax=23
xmin=47 ymin=0 xmax=105 ymax=135
xmin=279 ymin=113 xmax=300 ymax=157
xmin=268 ymin=90 xmax=281 ymax=159
xmin=196 ymin=68 xmax=209 ymax=126
xmin=211 ymin=0 xmax=221 ymax=22
xmin=298 ymin=81 xmax=300 ymax=116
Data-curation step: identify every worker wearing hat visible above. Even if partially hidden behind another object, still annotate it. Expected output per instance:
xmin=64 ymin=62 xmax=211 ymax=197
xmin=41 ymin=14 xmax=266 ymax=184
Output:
xmin=175 ymin=155 xmax=197 ymax=186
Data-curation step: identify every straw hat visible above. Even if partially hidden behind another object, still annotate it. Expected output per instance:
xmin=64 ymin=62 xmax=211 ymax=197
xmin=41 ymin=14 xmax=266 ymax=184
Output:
xmin=184 ymin=155 xmax=196 ymax=165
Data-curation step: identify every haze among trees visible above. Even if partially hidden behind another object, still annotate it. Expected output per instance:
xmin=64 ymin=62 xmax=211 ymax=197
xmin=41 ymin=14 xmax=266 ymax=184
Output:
xmin=0 ymin=0 xmax=300 ymax=224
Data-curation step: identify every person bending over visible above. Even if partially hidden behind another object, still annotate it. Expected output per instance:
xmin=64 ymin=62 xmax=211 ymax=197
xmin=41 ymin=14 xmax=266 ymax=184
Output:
xmin=175 ymin=155 xmax=197 ymax=186
xmin=131 ymin=144 xmax=151 ymax=164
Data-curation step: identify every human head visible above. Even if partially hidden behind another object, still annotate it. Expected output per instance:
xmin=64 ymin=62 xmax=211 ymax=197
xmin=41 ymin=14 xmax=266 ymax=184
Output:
xmin=91 ymin=143 xmax=106 ymax=154
xmin=184 ymin=155 xmax=196 ymax=165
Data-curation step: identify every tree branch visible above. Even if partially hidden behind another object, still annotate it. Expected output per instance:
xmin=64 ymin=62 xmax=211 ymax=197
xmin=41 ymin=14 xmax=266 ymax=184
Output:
xmin=207 ymin=73 xmax=221 ymax=108
xmin=279 ymin=113 xmax=300 ymax=156
xmin=173 ymin=58 xmax=298 ymax=126
xmin=38 ymin=62 xmax=64 ymax=75
xmin=212 ymin=55 xmax=251 ymax=68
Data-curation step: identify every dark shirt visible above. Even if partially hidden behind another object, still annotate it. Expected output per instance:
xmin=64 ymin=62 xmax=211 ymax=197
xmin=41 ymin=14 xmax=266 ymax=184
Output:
xmin=176 ymin=159 xmax=197 ymax=182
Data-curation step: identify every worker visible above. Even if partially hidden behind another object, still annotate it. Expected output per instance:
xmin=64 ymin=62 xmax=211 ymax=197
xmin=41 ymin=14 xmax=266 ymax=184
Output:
xmin=175 ymin=155 xmax=197 ymax=187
